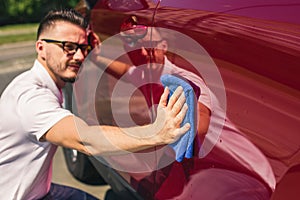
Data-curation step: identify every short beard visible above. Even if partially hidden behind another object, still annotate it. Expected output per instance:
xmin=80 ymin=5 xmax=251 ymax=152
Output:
xmin=60 ymin=77 xmax=76 ymax=83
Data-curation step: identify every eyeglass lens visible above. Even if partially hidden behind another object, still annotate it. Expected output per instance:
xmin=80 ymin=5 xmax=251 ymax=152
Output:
xmin=42 ymin=39 xmax=90 ymax=55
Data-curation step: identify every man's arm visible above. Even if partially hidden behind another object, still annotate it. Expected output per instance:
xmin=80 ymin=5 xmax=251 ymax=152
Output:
xmin=93 ymin=55 xmax=130 ymax=79
xmin=43 ymin=86 xmax=190 ymax=156
xmin=88 ymin=31 xmax=130 ymax=79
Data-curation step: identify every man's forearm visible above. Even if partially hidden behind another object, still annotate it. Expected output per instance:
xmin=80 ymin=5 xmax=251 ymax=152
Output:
xmin=74 ymin=86 xmax=189 ymax=156
xmin=80 ymin=124 xmax=161 ymax=156
xmin=92 ymin=55 xmax=130 ymax=79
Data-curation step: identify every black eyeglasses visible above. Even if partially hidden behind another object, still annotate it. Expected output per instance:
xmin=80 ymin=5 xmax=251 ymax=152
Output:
xmin=120 ymin=25 xmax=164 ymax=51
xmin=41 ymin=39 xmax=91 ymax=55
xmin=120 ymin=25 xmax=148 ymax=47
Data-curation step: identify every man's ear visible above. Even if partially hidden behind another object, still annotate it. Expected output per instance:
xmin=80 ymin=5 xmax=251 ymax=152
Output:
xmin=36 ymin=40 xmax=46 ymax=60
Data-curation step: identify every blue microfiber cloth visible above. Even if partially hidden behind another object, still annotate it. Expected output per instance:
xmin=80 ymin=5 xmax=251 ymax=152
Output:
xmin=160 ymin=74 xmax=198 ymax=162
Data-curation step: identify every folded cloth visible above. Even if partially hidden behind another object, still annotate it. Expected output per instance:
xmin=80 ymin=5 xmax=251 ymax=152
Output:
xmin=160 ymin=74 xmax=199 ymax=162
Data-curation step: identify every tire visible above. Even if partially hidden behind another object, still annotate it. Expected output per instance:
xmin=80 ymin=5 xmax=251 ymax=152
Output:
xmin=63 ymin=147 xmax=107 ymax=185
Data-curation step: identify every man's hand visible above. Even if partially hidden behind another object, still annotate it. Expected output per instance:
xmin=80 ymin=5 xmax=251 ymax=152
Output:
xmin=153 ymin=86 xmax=190 ymax=145
xmin=87 ymin=30 xmax=100 ymax=49
xmin=87 ymin=30 xmax=101 ymax=62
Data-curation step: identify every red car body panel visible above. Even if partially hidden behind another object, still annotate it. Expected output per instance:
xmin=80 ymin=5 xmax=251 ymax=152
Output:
xmin=75 ymin=0 xmax=300 ymax=199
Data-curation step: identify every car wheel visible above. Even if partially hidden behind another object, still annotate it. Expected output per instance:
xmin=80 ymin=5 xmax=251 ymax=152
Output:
xmin=63 ymin=147 xmax=107 ymax=185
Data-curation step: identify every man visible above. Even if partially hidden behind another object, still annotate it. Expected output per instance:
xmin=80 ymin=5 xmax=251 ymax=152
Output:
xmin=92 ymin=17 xmax=276 ymax=199
xmin=0 ymin=9 xmax=190 ymax=200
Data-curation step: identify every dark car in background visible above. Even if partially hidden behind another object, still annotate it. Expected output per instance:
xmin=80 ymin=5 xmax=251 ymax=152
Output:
xmin=63 ymin=0 xmax=300 ymax=199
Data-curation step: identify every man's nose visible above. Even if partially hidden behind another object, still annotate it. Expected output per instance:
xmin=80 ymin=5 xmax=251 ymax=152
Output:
xmin=141 ymin=47 xmax=153 ymax=57
xmin=73 ymin=48 xmax=86 ymax=61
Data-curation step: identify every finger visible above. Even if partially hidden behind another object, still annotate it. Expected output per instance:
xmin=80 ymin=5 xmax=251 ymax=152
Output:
xmin=167 ymin=86 xmax=183 ymax=109
xmin=159 ymin=86 xmax=170 ymax=107
xmin=171 ymin=92 xmax=186 ymax=116
xmin=179 ymin=123 xmax=191 ymax=135
xmin=93 ymin=32 xmax=101 ymax=45
xmin=173 ymin=123 xmax=191 ymax=142
xmin=174 ymin=103 xmax=188 ymax=125
xmin=89 ymin=31 xmax=101 ymax=48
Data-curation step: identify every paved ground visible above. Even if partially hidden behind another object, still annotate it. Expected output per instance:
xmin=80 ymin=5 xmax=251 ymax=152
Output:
xmin=53 ymin=147 xmax=111 ymax=199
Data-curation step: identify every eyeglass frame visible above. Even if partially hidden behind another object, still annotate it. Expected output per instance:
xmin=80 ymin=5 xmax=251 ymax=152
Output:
xmin=41 ymin=39 xmax=91 ymax=55
xmin=120 ymin=25 xmax=165 ymax=51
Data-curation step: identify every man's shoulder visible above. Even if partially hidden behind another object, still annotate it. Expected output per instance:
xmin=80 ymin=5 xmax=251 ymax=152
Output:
xmin=1 ymin=69 xmax=32 ymax=95
xmin=2 ymin=69 xmax=55 ymax=105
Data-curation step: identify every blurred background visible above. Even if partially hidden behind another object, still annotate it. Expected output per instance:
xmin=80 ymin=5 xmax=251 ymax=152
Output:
xmin=0 ymin=0 xmax=110 ymax=199
xmin=0 ymin=0 xmax=83 ymax=99
xmin=0 ymin=0 xmax=79 ymax=25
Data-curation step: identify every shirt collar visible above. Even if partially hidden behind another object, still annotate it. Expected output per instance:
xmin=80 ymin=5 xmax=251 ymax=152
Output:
xmin=31 ymin=60 xmax=64 ymax=105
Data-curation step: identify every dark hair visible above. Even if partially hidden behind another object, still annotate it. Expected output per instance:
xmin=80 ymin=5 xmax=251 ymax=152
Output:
xmin=37 ymin=9 xmax=88 ymax=39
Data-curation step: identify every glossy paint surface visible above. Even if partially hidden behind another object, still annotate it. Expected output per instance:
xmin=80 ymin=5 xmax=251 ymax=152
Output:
xmin=85 ymin=0 xmax=300 ymax=199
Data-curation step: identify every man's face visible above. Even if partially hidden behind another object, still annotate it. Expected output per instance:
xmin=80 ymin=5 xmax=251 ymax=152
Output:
xmin=37 ymin=21 xmax=89 ymax=86
xmin=122 ymin=27 xmax=166 ymax=69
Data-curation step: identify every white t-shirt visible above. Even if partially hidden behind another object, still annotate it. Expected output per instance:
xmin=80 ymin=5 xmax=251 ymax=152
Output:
xmin=0 ymin=60 xmax=73 ymax=200
xmin=125 ymin=57 xmax=276 ymax=191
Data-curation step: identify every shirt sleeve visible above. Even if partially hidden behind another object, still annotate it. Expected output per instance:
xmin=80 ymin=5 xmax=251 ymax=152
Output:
xmin=17 ymin=86 xmax=73 ymax=141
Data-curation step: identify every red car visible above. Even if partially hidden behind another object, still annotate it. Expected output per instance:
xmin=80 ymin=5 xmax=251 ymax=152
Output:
xmin=63 ymin=0 xmax=300 ymax=199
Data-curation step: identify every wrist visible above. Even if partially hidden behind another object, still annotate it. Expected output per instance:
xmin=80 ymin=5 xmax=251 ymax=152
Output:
xmin=145 ymin=123 xmax=165 ymax=146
